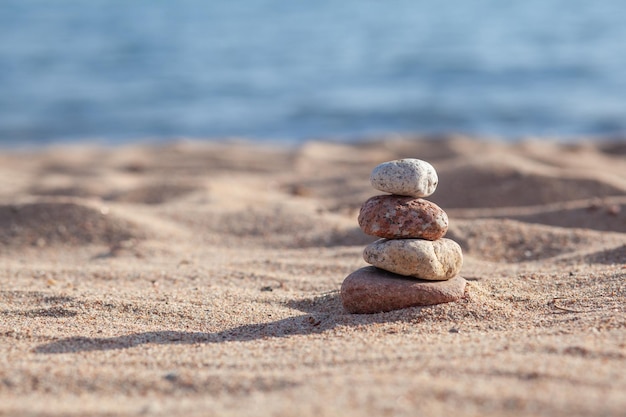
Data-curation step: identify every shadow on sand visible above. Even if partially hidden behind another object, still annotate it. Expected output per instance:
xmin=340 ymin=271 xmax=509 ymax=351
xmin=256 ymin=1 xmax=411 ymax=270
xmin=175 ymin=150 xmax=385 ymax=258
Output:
xmin=34 ymin=292 xmax=421 ymax=354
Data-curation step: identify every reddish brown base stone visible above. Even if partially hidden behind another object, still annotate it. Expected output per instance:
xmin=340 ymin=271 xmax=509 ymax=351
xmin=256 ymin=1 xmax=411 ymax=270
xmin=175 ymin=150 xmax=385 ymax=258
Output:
xmin=341 ymin=266 xmax=467 ymax=314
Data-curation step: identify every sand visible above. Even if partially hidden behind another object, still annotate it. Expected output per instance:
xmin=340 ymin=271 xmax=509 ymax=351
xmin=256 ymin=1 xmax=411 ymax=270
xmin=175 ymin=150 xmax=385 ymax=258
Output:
xmin=0 ymin=135 xmax=625 ymax=416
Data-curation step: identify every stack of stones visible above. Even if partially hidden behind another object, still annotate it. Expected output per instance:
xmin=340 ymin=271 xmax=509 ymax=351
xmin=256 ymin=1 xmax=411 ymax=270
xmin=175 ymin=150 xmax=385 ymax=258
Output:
xmin=341 ymin=158 xmax=467 ymax=314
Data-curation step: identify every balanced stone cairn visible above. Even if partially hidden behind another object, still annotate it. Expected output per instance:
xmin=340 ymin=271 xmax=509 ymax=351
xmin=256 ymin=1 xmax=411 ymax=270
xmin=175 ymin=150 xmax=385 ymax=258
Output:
xmin=341 ymin=159 xmax=467 ymax=314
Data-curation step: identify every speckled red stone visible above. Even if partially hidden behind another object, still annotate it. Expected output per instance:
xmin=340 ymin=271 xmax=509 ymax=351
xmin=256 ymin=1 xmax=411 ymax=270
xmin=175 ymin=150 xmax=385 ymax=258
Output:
xmin=341 ymin=266 xmax=467 ymax=314
xmin=358 ymin=195 xmax=448 ymax=240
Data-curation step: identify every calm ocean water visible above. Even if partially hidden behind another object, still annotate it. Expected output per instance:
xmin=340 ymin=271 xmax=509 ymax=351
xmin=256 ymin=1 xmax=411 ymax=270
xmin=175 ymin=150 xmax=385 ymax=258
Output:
xmin=2 ymin=0 xmax=626 ymax=146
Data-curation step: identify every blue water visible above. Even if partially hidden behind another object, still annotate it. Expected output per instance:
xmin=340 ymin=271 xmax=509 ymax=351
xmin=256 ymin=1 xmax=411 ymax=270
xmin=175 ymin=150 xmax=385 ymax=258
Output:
xmin=2 ymin=0 xmax=626 ymax=146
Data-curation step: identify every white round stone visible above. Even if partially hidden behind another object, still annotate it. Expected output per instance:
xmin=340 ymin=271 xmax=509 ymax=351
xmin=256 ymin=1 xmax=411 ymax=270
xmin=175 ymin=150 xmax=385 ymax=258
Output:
xmin=363 ymin=238 xmax=463 ymax=280
xmin=370 ymin=158 xmax=438 ymax=197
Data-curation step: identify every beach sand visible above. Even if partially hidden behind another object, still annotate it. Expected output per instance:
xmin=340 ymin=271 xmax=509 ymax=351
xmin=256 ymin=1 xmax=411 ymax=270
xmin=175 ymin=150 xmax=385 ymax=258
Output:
xmin=1 ymin=136 xmax=625 ymax=416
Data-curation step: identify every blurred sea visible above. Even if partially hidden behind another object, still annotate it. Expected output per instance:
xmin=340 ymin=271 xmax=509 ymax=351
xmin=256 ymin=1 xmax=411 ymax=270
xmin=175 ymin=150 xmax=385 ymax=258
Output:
xmin=2 ymin=0 xmax=626 ymax=146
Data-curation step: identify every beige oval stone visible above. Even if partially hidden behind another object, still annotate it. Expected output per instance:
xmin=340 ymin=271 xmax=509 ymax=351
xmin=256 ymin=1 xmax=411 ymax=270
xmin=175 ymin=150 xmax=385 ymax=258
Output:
xmin=358 ymin=195 xmax=448 ymax=240
xmin=363 ymin=238 xmax=463 ymax=280
xmin=341 ymin=266 xmax=467 ymax=314
xmin=370 ymin=158 xmax=438 ymax=198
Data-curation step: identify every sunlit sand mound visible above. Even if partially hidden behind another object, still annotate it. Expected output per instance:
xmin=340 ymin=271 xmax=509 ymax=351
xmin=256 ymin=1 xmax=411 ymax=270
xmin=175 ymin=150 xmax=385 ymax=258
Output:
xmin=447 ymin=218 xmax=621 ymax=263
xmin=582 ymin=244 xmax=626 ymax=265
xmin=434 ymin=159 xmax=626 ymax=209
xmin=29 ymin=181 xmax=201 ymax=206
xmin=104 ymin=183 xmax=202 ymax=205
xmin=0 ymin=200 xmax=144 ymax=248
xmin=112 ymin=141 xmax=296 ymax=176
xmin=449 ymin=196 xmax=626 ymax=233
xmin=167 ymin=203 xmax=373 ymax=249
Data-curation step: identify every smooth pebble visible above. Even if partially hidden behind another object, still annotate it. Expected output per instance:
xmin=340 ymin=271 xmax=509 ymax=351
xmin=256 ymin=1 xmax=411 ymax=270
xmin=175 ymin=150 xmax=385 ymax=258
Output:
xmin=363 ymin=238 xmax=463 ymax=280
xmin=358 ymin=195 xmax=448 ymax=240
xmin=341 ymin=266 xmax=467 ymax=314
xmin=370 ymin=158 xmax=438 ymax=198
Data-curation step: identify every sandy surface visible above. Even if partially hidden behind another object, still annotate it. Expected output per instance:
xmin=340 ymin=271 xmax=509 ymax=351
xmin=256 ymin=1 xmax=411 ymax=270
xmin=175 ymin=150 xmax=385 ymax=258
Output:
xmin=1 ymin=136 xmax=625 ymax=416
